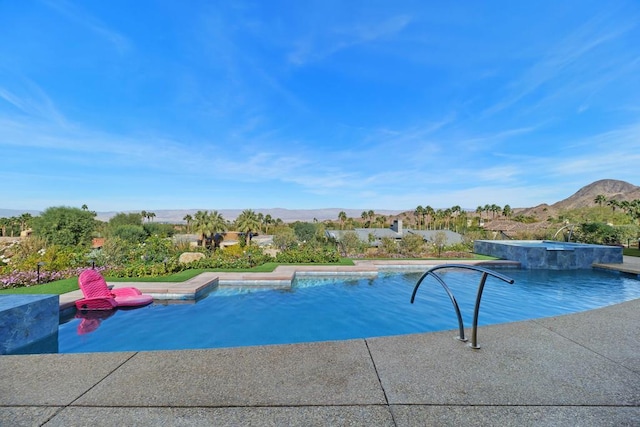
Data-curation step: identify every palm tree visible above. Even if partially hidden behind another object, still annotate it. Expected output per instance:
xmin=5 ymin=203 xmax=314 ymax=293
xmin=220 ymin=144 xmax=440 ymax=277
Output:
xmin=209 ymin=211 xmax=226 ymax=240
xmin=0 ymin=217 xmax=8 ymax=237
xmin=235 ymin=209 xmax=261 ymax=245
xmin=193 ymin=210 xmax=226 ymax=248
xmin=450 ymin=205 xmax=461 ymax=231
xmin=594 ymin=194 xmax=607 ymax=207
xmin=361 ymin=211 xmax=368 ymax=227
xmin=9 ymin=217 xmax=19 ymax=236
xmin=619 ymin=200 xmax=631 ymax=214
xmin=140 ymin=210 xmax=147 ymax=222
xmin=414 ymin=206 xmax=424 ymax=230
xmin=443 ymin=208 xmax=452 ymax=229
xmin=338 ymin=211 xmax=347 ymax=230
xmin=490 ymin=204 xmax=501 ymax=219
xmin=502 ymin=205 xmax=512 ymax=219
xmin=618 ymin=200 xmax=638 ymax=224
xmin=424 ymin=205 xmax=434 ymax=230
xmin=483 ymin=204 xmax=491 ymax=221
xmin=263 ymin=214 xmax=273 ymax=233
xmin=434 ymin=209 xmax=444 ymax=229
xmin=148 ymin=212 xmax=156 ymax=222
xmin=193 ymin=210 xmax=210 ymax=245
xmin=458 ymin=209 xmax=469 ymax=232
xmin=183 ymin=214 xmax=193 ymax=233
xmin=345 ymin=217 xmax=355 ymax=230
xmin=18 ymin=213 xmax=33 ymax=233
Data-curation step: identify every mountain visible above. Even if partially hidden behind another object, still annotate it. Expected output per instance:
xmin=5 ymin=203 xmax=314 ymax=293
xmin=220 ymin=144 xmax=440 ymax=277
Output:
xmin=551 ymin=179 xmax=640 ymax=210
xmin=512 ymin=179 xmax=639 ymax=221
xmin=0 ymin=209 xmax=41 ymax=218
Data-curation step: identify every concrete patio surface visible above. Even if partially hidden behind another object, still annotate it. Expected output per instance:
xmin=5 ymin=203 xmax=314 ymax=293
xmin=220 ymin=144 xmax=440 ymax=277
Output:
xmin=2 ymin=259 xmax=639 ymax=426
xmin=1 ymin=299 xmax=638 ymax=426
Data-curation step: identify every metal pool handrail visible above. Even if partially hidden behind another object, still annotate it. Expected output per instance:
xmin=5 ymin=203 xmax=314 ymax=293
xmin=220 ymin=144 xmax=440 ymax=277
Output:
xmin=410 ymin=264 xmax=515 ymax=349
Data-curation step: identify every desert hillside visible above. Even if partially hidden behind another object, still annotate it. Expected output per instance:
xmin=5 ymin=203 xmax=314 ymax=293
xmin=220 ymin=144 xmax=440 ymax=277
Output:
xmin=516 ymin=179 xmax=640 ymax=220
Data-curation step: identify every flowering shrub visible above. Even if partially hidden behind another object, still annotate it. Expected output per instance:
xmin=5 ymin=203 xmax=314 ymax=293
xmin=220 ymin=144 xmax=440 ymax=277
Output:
xmin=0 ymin=266 xmax=109 ymax=289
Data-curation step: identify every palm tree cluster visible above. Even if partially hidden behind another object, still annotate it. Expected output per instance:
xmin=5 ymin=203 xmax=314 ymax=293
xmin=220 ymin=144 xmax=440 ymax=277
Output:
xmin=140 ymin=211 xmax=156 ymax=222
xmin=594 ymin=194 xmax=640 ymax=223
xmin=475 ymin=204 xmax=512 ymax=221
xmin=0 ymin=213 xmax=33 ymax=237
xmin=193 ymin=210 xmax=226 ymax=248
xmin=412 ymin=205 xmax=468 ymax=231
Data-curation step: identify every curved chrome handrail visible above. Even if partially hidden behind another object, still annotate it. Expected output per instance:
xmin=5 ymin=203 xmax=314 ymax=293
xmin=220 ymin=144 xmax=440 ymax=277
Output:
xmin=411 ymin=264 xmax=515 ymax=349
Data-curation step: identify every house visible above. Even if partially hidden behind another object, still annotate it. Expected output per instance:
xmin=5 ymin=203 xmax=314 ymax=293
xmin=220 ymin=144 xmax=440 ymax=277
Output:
xmin=326 ymin=219 xmax=463 ymax=247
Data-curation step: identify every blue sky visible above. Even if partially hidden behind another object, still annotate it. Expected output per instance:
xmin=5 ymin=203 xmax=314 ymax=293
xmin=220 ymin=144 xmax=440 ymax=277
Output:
xmin=1 ymin=1 xmax=639 ymax=213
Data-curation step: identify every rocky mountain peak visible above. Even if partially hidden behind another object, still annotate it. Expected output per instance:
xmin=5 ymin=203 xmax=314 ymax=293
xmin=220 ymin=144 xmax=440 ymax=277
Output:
xmin=551 ymin=179 xmax=640 ymax=210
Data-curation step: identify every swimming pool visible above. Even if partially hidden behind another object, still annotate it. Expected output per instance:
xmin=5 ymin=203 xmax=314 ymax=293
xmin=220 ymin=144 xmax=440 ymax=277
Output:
xmin=55 ymin=268 xmax=640 ymax=354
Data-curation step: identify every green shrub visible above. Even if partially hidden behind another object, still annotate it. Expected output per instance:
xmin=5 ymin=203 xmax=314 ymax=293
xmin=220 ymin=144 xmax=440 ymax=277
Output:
xmin=111 ymin=225 xmax=147 ymax=243
xmin=184 ymin=246 xmax=273 ymax=270
xmin=275 ymin=246 xmax=340 ymax=263
xmin=337 ymin=231 xmax=367 ymax=256
xmin=105 ymin=257 xmax=182 ymax=278
xmin=399 ymin=233 xmax=425 ymax=256
xmin=273 ymin=228 xmax=298 ymax=250
xmin=143 ymin=222 xmax=175 ymax=237
xmin=574 ymin=222 xmax=624 ymax=245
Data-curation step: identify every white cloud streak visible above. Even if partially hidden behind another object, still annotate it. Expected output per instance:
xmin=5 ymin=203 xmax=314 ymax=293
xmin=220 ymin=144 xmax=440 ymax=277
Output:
xmin=42 ymin=0 xmax=131 ymax=54
xmin=288 ymin=15 xmax=412 ymax=66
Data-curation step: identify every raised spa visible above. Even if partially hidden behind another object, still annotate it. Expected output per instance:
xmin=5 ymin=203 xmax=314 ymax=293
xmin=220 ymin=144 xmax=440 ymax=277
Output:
xmin=473 ymin=240 xmax=623 ymax=269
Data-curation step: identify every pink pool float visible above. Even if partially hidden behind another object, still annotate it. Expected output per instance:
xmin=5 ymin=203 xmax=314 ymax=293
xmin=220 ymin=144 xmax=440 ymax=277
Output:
xmin=74 ymin=269 xmax=153 ymax=311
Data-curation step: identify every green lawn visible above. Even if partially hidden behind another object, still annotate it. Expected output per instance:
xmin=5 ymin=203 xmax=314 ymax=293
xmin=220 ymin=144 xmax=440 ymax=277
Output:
xmin=0 ymin=265 xmax=276 ymax=296
xmin=0 ymin=277 xmax=81 ymax=295
xmin=0 ymin=260 xmax=350 ymax=295
xmin=623 ymin=247 xmax=640 ymax=257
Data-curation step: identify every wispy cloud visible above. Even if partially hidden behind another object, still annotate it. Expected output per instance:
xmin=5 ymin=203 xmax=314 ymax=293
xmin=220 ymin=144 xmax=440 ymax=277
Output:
xmin=42 ymin=0 xmax=131 ymax=54
xmin=288 ymin=15 xmax=412 ymax=66
xmin=0 ymin=77 xmax=68 ymax=126
xmin=484 ymin=12 xmax=637 ymax=117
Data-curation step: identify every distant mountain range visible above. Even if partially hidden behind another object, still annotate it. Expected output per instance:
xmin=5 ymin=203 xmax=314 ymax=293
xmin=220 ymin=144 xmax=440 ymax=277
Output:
xmin=92 ymin=208 xmax=406 ymax=223
xmin=0 ymin=207 xmax=405 ymax=223
xmin=2 ymin=179 xmax=638 ymax=223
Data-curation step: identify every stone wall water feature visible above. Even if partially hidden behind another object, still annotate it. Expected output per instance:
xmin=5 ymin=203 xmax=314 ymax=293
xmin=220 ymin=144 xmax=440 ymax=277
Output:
xmin=0 ymin=294 xmax=58 ymax=355
xmin=474 ymin=240 xmax=623 ymax=269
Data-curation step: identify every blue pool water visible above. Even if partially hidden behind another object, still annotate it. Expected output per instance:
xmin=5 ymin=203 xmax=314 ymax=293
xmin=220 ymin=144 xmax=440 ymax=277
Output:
xmin=57 ymin=269 xmax=640 ymax=354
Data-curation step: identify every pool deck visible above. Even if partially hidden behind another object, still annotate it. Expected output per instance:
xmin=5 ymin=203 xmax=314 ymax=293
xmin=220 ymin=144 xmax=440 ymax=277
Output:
xmin=594 ymin=254 xmax=640 ymax=276
xmin=2 ymin=259 xmax=639 ymax=426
